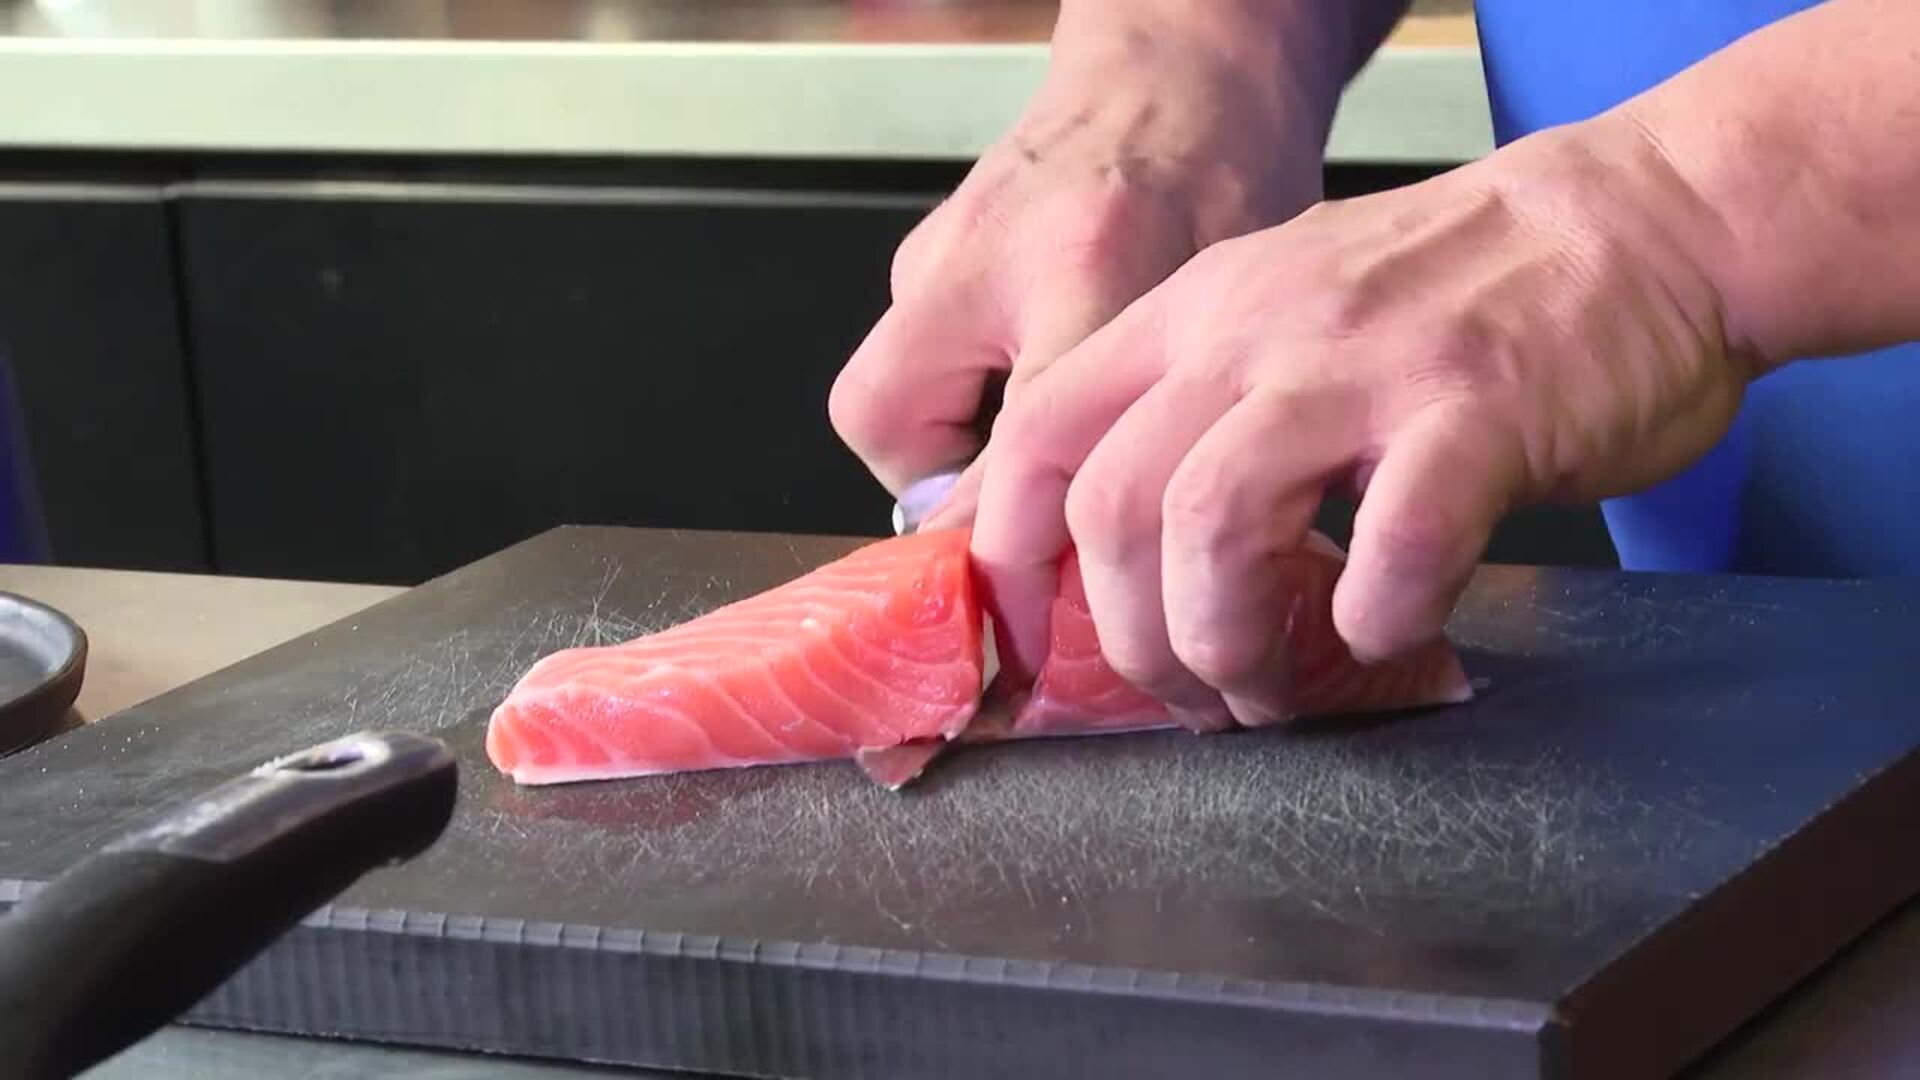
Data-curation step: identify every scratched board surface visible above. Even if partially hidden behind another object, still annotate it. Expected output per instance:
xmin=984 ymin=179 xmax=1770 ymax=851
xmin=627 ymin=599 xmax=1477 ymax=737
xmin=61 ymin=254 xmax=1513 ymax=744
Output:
xmin=2 ymin=526 xmax=1918 ymax=1080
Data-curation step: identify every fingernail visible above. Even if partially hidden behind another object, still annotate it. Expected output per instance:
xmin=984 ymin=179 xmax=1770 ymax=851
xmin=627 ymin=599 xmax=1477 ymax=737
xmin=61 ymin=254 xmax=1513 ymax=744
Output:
xmin=1226 ymin=635 xmax=1295 ymax=729
xmin=1168 ymin=701 xmax=1235 ymax=734
xmin=1225 ymin=694 xmax=1294 ymax=729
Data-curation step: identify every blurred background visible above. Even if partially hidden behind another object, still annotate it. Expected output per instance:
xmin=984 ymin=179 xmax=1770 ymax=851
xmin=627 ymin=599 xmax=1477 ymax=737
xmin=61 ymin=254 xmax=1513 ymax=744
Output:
xmin=0 ymin=0 xmax=1597 ymax=587
xmin=0 ymin=1 xmax=1477 ymax=41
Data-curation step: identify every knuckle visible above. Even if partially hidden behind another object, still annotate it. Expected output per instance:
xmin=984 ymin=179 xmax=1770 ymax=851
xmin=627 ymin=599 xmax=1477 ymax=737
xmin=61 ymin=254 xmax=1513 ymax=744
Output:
xmin=1064 ymin=468 xmax=1154 ymax=564
xmin=1162 ymin=457 xmax=1241 ymax=555
xmin=1396 ymin=357 xmax=1485 ymax=416
xmin=888 ymin=228 xmax=930 ymax=296
xmin=1188 ymin=167 xmax=1275 ymax=247
xmin=892 ymin=187 xmax=1002 ymax=296
xmin=1161 ymin=409 xmax=1278 ymax=557
xmin=1170 ymin=629 xmax=1267 ymax=689
xmin=945 ymin=184 xmax=1014 ymax=242
xmin=1039 ymin=183 xmax=1146 ymax=274
xmin=1302 ymin=264 xmax=1389 ymax=341
xmin=1373 ymin=334 xmax=1501 ymax=429
xmin=889 ymin=205 xmax=949 ymax=295
xmin=1439 ymin=307 xmax=1505 ymax=364
xmin=1099 ymin=635 xmax=1180 ymax=697
xmin=1424 ymin=311 xmax=1521 ymax=393
xmin=1176 ymin=233 xmax=1248 ymax=290
xmin=1367 ymin=498 xmax=1467 ymax=580
xmin=826 ymin=368 xmax=888 ymax=454
xmin=1161 ymin=241 xmax=1274 ymax=354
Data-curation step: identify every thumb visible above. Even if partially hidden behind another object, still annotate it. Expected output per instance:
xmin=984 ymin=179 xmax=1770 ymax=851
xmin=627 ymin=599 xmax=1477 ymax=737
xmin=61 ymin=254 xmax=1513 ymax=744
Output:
xmin=1335 ymin=407 xmax=1525 ymax=663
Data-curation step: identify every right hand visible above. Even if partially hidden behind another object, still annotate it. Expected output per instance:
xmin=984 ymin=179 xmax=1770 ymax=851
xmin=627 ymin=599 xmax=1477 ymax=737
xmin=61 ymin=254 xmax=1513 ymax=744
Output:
xmin=828 ymin=2 xmax=1332 ymax=501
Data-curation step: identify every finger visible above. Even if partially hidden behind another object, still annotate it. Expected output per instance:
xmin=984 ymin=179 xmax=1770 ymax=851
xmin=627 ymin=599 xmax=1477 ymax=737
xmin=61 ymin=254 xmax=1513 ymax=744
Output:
xmin=1335 ymin=406 xmax=1525 ymax=663
xmin=1069 ymin=372 xmax=1244 ymax=731
xmin=1162 ymin=383 xmax=1370 ymax=726
xmin=969 ymin=296 xmax=1173 ymax=683
xmin=829 ymin=301 xmax=1008 ymax=494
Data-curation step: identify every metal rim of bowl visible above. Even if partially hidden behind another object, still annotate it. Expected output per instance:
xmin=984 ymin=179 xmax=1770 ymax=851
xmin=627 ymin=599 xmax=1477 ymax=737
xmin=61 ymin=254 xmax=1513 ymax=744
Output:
xmin=0 ymin=590 xmax=88 ymax=755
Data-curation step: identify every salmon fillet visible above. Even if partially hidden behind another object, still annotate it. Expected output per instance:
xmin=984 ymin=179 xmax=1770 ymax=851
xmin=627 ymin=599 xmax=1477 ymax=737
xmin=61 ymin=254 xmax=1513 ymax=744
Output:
xmin=486 ymin=529 xmax=985 ymax=785
xmin=485 ymin=528 xmax=1473 ymax=789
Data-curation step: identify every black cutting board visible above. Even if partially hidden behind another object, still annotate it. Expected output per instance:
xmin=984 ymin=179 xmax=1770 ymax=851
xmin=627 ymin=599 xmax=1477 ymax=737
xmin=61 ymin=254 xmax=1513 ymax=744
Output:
xmin=2 ymin=527 xmax=1917 ymax=1080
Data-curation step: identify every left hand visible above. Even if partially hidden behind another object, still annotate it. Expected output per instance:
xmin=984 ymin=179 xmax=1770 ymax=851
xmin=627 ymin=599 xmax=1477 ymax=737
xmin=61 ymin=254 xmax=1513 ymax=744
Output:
xmin=957 ymin=114 xmax=1754 ymax=728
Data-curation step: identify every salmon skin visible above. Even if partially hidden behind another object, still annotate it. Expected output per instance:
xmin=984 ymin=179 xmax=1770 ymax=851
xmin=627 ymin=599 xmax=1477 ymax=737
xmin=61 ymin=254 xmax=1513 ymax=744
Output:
xmin=485 ymin=529 xmax=1473 ymax=790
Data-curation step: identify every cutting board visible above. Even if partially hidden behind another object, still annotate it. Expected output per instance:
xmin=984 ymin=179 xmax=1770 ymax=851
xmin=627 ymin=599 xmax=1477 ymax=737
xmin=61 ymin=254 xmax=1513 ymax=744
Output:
xmin=2 ymin=527 xmax=1917 ymax=1080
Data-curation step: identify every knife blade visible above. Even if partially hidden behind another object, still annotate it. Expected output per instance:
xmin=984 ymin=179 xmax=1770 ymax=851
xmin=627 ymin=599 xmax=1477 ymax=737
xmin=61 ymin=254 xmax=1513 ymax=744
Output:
xmin=891 ymin=468 xmax=965 ymax=537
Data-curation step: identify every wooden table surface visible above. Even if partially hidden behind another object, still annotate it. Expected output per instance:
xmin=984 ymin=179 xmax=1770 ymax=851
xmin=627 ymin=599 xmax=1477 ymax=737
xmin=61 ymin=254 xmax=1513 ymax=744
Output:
xmin=0 ymin=563 xmax=400 ymax=726
xmin=7 ymin=561 xmax=1917 ymax=1079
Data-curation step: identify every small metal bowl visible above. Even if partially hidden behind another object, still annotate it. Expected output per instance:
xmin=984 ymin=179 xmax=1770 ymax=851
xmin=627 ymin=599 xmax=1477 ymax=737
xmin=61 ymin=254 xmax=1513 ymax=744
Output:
xmin=0 ymin=590 xmax=87 ymax=754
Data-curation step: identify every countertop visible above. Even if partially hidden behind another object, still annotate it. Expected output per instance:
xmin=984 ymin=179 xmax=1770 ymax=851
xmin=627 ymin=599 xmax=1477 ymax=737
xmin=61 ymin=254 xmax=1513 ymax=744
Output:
xmin=0 ymin=562 xmax=399 ymax=725
xmin=0 ymin=557 xmax=1912 ymax=1078
xmin=0 ymin=0 xmax=1492 ymax=163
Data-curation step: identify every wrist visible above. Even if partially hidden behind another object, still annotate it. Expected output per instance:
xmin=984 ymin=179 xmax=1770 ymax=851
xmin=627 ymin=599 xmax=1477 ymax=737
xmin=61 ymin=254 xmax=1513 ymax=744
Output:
xmin=1051 ymin=0 xmax=1353 ymax=145
xmin=1605 ymin=101 xmax=1785 ymax=378
xmin=1602 ymin=1 xmax=1920 ymax=374
xmin=1471 ymin=113 xmax=1765 ymax=384
xmin=1007 ymin=1 xmax=1336 ymax=245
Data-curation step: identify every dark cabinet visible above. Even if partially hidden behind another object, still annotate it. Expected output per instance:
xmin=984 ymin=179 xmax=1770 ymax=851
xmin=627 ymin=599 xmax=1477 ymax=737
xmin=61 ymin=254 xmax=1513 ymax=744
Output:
xmin=0 ymin=185 xmax=206 ymax=571
xmin=0 ymin=163 xmax=1605 ymax=585
xmin=176 ymin=181 xmax=931 ymax=583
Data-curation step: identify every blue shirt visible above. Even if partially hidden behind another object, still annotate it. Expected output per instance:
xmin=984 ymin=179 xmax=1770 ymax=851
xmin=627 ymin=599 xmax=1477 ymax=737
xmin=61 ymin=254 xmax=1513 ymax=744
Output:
xmin=1474 ymin=0 xmax=1920 ymax=576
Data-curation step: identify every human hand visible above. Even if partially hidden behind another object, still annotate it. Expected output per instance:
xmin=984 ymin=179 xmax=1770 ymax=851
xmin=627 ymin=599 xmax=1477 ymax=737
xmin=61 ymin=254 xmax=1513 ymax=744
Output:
xmin=968 ymin=115 xmax=1750 ymax=728
xmin=829 ymin=0 xmax=1330 ymax=497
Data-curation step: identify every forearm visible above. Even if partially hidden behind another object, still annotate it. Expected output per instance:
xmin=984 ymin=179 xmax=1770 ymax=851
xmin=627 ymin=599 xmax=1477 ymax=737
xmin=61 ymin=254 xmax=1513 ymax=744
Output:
xmin=1619 ymin=0 xmax=1920 ymax=370
xmin=1052 ymin=0 xmax=1412 ymax=144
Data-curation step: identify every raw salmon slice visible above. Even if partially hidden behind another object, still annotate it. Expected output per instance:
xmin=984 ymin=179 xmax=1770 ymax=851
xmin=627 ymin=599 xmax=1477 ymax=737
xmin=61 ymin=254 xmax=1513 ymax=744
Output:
xmin=485 ymin=528 xmax=1473 ymax=789
xmin=485 ymin=529 xmax=985 ymax=785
